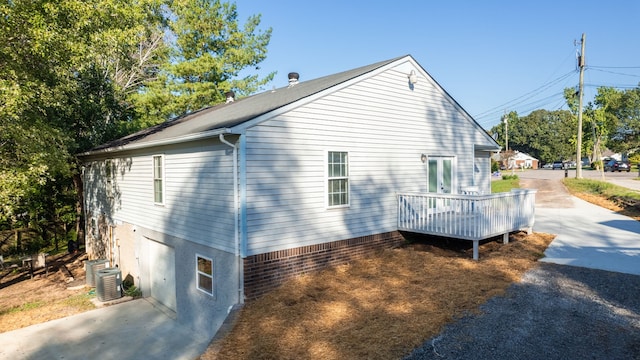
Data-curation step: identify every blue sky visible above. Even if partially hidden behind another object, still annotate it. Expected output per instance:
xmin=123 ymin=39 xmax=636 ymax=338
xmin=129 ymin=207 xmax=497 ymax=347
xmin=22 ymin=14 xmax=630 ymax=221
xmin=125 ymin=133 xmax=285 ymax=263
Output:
xmin=236 ymin=1 xmax=640 ymax=130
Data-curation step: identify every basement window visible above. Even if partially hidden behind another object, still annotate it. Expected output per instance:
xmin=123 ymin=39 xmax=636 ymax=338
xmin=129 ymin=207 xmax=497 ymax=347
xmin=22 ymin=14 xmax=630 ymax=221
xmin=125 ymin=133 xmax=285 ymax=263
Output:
xmin=196 ymin=254 xmax=214 ymax=296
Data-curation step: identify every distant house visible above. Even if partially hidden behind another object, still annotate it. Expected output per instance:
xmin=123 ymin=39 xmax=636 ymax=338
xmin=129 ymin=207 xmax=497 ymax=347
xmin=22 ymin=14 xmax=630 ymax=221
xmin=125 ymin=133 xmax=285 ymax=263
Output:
xmin=79 ymin=55 xmax=501 ymax=338
xmin=493 ymin=151 xmax=539 ymax=169
xmin=512 ymin=151 xmax=539 ymax=169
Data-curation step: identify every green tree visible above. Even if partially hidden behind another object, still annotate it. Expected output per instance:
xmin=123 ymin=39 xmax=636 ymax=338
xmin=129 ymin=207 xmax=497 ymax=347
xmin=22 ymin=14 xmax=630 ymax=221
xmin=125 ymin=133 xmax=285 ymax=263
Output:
xmin=491 ymin=109 xmax=576 ymax=164
xmin=595 ymin=85 xmax=640 ymax=153
xmin=131 ymin=0 xmax=274 ymax=126
xmin=1 ymin=0 xmax=273 ymax=252
xmin=0 ymin=0 xmax=167 ymax=251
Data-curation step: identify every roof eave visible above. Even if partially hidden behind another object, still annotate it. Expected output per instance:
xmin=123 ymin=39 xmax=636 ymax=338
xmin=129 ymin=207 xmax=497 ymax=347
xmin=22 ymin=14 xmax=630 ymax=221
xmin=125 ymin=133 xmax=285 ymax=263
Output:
xmin=78 ymin=127 xmax=233 ymax=159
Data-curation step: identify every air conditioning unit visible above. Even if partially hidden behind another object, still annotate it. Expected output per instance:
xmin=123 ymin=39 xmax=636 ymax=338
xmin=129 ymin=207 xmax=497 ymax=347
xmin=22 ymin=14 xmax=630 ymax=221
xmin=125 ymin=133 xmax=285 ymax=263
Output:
xmin=95 ymin=268 xmax=122 ymax=302
xmin=85 ymin=259 xmax=109 ymax=287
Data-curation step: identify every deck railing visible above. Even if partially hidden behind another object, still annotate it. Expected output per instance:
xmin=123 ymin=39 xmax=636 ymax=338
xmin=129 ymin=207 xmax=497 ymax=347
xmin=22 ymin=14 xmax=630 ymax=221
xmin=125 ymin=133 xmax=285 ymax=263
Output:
xmin=397 ymin=189 xmax=537 ymax=259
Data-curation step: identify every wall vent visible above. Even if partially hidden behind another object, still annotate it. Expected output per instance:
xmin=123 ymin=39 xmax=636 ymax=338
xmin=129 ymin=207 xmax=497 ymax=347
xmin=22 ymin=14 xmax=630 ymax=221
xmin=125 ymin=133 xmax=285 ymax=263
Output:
xmin=96 ymin=268 xmax=123 ymax=302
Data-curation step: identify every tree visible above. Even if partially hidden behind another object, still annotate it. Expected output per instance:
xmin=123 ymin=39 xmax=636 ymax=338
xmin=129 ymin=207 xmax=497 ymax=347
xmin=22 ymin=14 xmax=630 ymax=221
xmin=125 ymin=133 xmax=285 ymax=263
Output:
xmin=0 ymin=0 xmax=168 ymax=251
xmin=0 ymin=0 xmax=274 ymax=252
xmin=490 ymin=109 xmax=576 ymax=164
xmin=131 ymin=0 xmax=275 ymax=127
xmin=595 ymin=85 xmax=640 ymax=153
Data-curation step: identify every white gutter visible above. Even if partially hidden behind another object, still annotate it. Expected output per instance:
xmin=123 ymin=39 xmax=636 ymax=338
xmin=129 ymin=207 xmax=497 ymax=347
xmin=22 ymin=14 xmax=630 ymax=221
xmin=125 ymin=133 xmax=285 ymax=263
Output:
xmin=79 ymin=128 xmax=233 ymax=157
xmin=219 ymin=133 xmax=244 ymax=304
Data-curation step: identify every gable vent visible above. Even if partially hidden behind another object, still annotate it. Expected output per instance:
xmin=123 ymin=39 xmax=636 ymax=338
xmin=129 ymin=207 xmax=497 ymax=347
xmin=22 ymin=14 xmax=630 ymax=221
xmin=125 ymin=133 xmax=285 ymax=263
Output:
xmin=288 ymin=72 xmax=299 ymax=87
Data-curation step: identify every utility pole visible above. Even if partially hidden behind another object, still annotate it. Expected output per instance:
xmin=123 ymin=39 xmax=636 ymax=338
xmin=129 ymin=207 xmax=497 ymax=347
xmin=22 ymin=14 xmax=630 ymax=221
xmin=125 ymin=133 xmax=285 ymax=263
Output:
xmin=503 ymin=112 xmax=512 ymax=172
xmin=503 ymin=113 xmax=508 ymax=152
xmin=576 ymin=33 xmax=586 ymax=179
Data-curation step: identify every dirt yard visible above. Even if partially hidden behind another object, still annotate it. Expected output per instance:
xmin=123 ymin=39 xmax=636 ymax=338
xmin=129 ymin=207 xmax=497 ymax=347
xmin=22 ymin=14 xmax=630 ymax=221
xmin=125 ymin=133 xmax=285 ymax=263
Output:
xmin=199 ymin=232 xmax=554 ymax=360
xmin=0 ymin=252 xmax=95 ymax=332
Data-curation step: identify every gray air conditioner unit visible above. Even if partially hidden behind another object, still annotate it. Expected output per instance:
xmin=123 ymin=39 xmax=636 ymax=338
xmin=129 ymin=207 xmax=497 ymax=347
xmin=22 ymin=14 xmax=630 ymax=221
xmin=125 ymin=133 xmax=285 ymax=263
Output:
xmin=85 ymin=259 xmax=109 ymax=287
xmin=95 ymin=268 xmax=123 ymax=302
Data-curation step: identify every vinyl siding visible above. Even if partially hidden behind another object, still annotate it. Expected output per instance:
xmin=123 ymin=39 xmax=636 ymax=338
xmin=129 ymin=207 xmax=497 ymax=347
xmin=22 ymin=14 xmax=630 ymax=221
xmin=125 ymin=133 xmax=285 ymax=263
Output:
xmin=243 ymin=64 xmax=494 ymax=255
xmin=84 ymin=140 xmax=236 ymax=253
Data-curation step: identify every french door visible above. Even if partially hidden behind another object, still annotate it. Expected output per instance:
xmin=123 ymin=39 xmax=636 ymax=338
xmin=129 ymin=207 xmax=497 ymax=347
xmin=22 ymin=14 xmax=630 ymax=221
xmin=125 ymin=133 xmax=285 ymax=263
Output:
xmin=427 ymin=156 xmax=454 ymax=213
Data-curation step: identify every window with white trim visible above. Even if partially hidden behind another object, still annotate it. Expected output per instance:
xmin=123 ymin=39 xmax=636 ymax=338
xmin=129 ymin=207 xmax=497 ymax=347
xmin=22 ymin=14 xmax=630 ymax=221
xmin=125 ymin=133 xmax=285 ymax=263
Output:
xmin=196 ymin=255 xmax=213 ymax=295
xmin=153 ymin=155 xmax=164 ymax=205
xmin=327 ymin=151 xmax=349 ymax=207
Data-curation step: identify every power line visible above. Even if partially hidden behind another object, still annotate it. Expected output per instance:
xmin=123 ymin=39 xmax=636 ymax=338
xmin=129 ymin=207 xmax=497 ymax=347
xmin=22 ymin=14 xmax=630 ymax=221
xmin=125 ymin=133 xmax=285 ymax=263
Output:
xmin=476 ymin=91 xmax=569 ymax=129
xmin=473 ymin=70 xmax=575 ymax=119
xmin=474 ymin=74 xmax=575 ymax=126
xmin=589 ymin=65 xmax=640 ymax=69
xmin=584 ymin=83 xmax=639 ymax=89
xmin=473 ymin=55 xmax=640 ymax=129
xmin=588 ymin=67 xmax=640 ymax=78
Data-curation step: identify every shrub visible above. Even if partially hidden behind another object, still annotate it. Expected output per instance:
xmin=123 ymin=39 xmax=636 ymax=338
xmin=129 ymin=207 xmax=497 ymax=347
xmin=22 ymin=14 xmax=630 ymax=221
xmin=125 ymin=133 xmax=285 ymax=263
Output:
xmin=124 ymin=286 xmax=142 ymax=298
xmin=491 ymin=160 xmax=500 ymax=172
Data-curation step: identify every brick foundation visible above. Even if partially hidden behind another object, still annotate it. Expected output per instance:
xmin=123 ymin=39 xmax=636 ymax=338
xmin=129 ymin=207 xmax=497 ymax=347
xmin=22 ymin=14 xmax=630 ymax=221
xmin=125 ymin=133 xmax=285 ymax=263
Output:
xmin=243 ymin=231 xmax=406 ymax=299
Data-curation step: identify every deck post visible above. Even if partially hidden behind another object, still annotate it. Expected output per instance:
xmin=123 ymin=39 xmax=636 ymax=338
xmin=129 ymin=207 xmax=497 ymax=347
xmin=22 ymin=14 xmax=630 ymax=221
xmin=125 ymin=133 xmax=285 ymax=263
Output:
xmin=473 ymin=240 xmax=479 ymax=260
xmin=503 ymin=233 xmax=509 ymax=244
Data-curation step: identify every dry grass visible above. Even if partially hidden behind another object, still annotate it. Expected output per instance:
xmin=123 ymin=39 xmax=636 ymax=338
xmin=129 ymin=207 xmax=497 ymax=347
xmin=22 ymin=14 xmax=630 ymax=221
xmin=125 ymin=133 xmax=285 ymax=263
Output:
xmin=0 ymin=252 xmax=94 ymax=332
xmin=202 ymin=232 xmax=554 ymax=360
xmin=572 ymin=192 xmax=640 ymax=220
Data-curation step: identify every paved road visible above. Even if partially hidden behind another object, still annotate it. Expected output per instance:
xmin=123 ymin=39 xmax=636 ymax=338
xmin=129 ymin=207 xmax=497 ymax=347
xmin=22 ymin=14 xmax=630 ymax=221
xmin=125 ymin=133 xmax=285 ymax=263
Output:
xmin=519 ymin=167 xmax=640 ymax=192
xmin=519 ymin=170 xmax=640 ymax=276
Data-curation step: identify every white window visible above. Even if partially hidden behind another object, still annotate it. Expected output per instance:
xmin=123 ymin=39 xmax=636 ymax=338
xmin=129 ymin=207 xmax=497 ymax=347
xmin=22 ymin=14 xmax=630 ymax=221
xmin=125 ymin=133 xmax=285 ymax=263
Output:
xmin=153 ymin=155 xmax=164 ymax=205
xmin=196 ymin=255 xmax=213 ymax=296
xmin=327 ymin=151 xmax=349 ymax=207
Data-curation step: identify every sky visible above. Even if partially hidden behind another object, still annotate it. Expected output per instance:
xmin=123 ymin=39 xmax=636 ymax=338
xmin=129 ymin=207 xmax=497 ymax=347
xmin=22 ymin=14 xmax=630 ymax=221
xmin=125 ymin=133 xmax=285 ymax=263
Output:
xmin=235 ymin=0 xmax=640 ymax=130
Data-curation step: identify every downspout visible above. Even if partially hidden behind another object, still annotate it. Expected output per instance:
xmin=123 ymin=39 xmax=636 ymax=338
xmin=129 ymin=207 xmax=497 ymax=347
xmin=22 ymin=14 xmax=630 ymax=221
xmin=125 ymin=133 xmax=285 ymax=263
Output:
xmin=219 ymin=134 xmax=244 ymax=304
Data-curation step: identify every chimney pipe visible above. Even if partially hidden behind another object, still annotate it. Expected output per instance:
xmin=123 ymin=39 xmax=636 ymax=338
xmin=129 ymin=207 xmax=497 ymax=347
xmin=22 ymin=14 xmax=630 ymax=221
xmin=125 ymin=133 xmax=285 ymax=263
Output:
xmin=288 ymin=72 xmax=299 ymax=87
xmin=225 ymin=91 xmax=235 ymax=104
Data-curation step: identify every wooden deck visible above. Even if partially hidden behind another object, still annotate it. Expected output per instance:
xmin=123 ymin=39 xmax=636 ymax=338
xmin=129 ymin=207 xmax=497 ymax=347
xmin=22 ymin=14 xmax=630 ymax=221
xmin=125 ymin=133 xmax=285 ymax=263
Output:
xmin=397 ymin=189 xmax=537 ymax=259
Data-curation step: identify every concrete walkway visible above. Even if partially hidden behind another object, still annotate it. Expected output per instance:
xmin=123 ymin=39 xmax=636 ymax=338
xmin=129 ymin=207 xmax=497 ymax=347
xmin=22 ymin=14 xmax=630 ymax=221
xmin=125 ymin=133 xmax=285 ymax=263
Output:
xmin=0 ymin=298 xmax=211 ymax=360
xmin=535 ymin=195 xmax=640 ymax=275
xmin=526 ymin=173 xmax=640 ymax=276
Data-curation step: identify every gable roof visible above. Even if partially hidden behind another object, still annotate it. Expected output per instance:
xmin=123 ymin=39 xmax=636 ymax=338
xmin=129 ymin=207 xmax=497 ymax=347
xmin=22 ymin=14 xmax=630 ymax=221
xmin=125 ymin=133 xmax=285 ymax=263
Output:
xmin=81 ymin=54 xmax=498 ymax=156
xmin=82 ymin=55 xmax=407 ymax=155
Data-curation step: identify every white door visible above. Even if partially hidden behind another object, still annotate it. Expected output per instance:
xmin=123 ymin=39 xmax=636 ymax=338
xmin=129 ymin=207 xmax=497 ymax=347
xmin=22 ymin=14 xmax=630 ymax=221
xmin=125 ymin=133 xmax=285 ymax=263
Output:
xmin=427 ymin=156 xmax=454 ymax=213
xmin=148 ymin=240 xmax=176 ymax=311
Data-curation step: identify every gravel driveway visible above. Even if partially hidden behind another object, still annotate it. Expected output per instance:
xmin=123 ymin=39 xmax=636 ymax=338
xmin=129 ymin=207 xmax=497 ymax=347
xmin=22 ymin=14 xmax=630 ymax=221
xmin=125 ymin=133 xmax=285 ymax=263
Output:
xmin=404 ymin=263 xmax=640 ymax=360
xmin=405 ymin=173 xmax=640 ymax=360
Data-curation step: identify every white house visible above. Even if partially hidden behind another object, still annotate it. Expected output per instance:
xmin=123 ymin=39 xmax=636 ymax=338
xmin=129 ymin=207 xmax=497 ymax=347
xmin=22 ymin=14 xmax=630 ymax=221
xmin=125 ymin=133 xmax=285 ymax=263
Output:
xmin=494 ymin=151 xmax=539 ymax=169
xmin=512 ymin=151 xmax=539 ymax=169
xmin=79 ymin=55 xmax=501 ymax=338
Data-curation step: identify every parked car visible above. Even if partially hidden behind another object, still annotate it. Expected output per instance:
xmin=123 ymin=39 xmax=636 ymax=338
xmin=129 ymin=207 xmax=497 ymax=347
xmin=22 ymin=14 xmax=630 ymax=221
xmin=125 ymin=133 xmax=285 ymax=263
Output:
xmin=591 ymin=158 xmax=611 ymax=169
xmin=604 ymin=159 xmax=630 ymax=172
xmin=552 ymin=161 xmax=564 ymax=170
xmin=542 ymin=163 xmax=553 ymax=169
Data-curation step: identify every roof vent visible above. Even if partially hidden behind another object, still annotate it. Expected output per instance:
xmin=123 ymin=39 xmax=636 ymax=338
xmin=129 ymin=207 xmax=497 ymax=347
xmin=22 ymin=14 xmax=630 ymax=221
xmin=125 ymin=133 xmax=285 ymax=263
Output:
xmin=288 ymin=72 xmax=299 ymax=87
xmin=225 ymin=91 xmax=235 ymax=104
